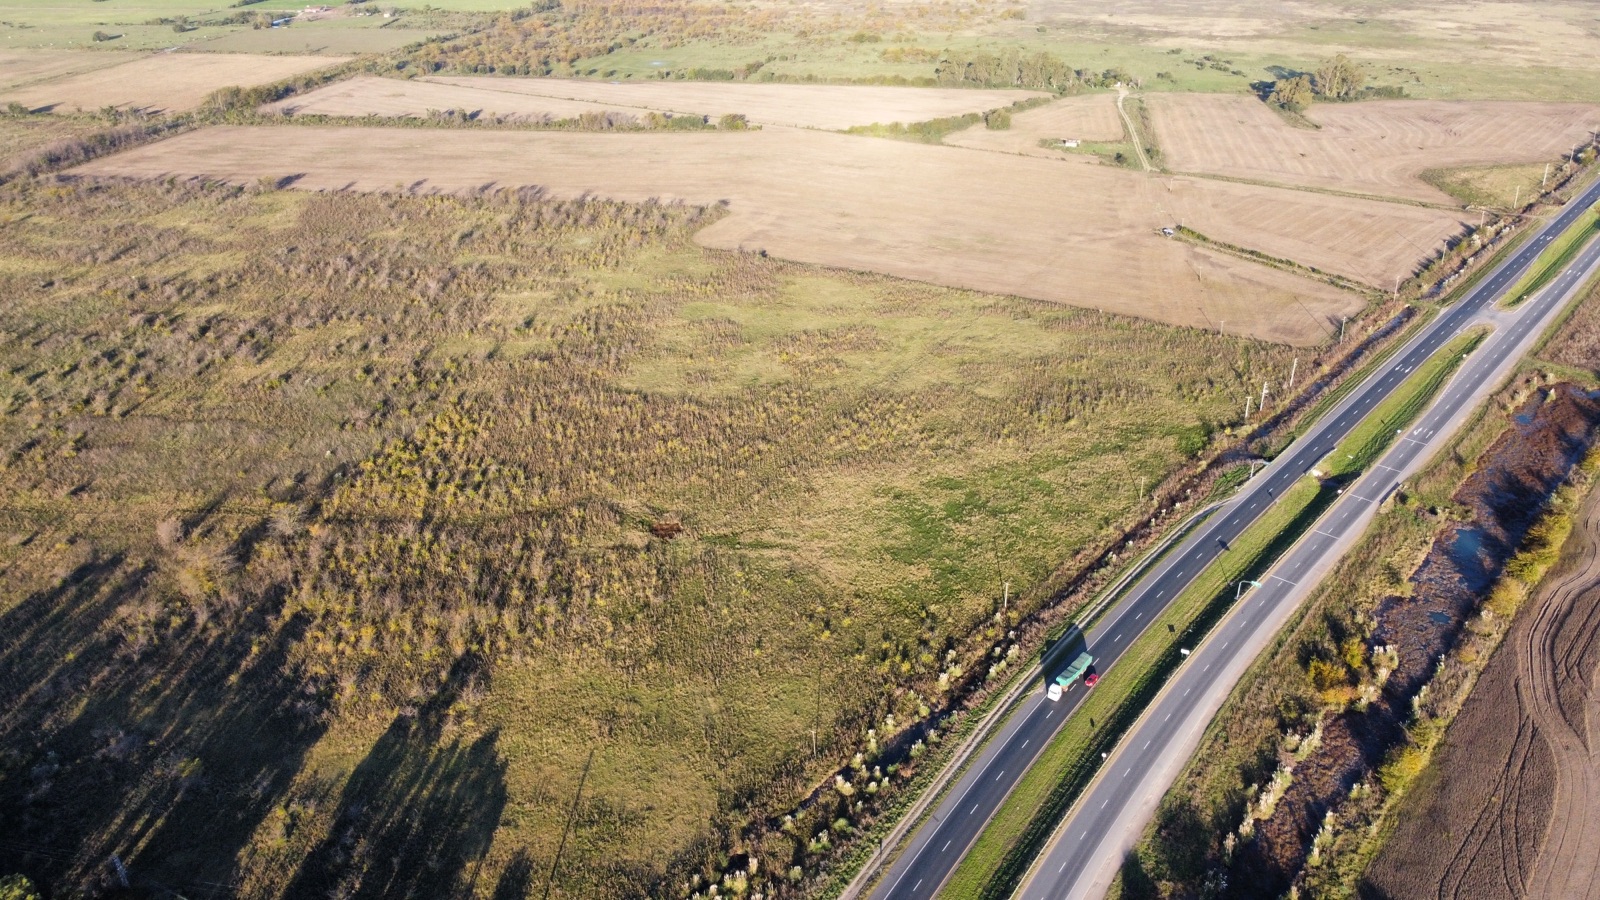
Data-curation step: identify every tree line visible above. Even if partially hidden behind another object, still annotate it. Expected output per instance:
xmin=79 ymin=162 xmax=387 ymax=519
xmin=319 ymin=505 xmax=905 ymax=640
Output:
xmin=1258 ymin=54 xmax=1404 ymax=113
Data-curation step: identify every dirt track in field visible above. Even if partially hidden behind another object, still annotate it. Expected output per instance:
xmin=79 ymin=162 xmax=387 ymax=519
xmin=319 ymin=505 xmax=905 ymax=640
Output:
xmin=1148 ymin=94 xmax=1600 ymax=204
xmin=65 ymin=123 xmax=1472 ymax=344
xmin=1363 ymin=426 xmax=1600 ymax=900
xmin=1 ymin=51 xmax=345 ymax=114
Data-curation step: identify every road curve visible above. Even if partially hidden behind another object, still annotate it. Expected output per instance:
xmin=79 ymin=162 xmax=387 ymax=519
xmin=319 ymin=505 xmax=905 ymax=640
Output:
xmin=865 ymin=174 xmax=1600 ymax=900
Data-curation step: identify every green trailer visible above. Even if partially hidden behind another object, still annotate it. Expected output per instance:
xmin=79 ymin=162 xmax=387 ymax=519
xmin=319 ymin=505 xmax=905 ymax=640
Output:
xmin=1047 ymin=651 xmax=1094 ymax=700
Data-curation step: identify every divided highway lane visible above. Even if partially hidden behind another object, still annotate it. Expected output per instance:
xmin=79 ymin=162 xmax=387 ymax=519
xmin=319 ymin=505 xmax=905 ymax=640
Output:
xmin=1021 ymin=212 xmax=1600 ymax=900
xmin=867 ymin=175 xmax=1600 ymax=900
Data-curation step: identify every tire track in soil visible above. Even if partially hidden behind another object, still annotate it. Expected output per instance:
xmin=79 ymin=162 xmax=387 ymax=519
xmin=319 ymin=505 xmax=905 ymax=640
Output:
xmin=1364 ymin=444 xmax=1600 ymax=900
xmin=1521 ymin=482 xmax=1600 ymax=899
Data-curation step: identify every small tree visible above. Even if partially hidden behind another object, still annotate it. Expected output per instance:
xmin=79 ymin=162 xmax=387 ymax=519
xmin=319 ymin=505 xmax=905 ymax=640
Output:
xmin=1314 ymin=53 xmax=1365 ymax=100
xmin=717 ymin=113 xmax=749 ymax=131
xmin=1268 ymin=74 xmax=1314 ymax=112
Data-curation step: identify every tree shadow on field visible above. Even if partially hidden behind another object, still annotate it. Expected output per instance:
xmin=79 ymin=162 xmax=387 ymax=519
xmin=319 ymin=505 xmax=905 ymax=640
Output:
xmin=0 ymin=552 xmax=332 ymax=897
xmin=285 ymin=656 xmax=508 ymax=900
xmin=490 ymin=848 xmax=537 ymax=900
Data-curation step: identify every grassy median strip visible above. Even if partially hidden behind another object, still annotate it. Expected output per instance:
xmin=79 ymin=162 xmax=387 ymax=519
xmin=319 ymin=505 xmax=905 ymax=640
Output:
xmin=939 ymin=331 xmax=1485 ymax=900
xmin=1322 ymin=329 xmax=1487 ymax=478
xmin=1506 ymin=204 xmax=1600 ymax=307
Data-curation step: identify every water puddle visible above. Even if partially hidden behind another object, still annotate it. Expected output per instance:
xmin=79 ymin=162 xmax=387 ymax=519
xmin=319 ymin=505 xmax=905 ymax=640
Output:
xmin=1450 ymin=526 xmax=1486 ymax=566
xmin=1427 ymin=611 xmax=1452 ymax=625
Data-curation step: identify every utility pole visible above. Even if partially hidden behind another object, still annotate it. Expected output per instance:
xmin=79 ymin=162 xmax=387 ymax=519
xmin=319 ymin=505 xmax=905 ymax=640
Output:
xmin=1339 ymin=316 xmax=1348 ymax=343
xmin=1393 ymin=276 xmax=1400 ymax=301
xmin=1543 ymin=163 xmax=1551 ymax=188
xmin=1287 ymin=357 xmax=1298 ymax=391
xmin=1002 ymin=581 xmax=1010 ymax=618
xmin=1514 ymin=184 xmax=1521 ymax=209
xmin=1260 ymin=380 xmax=1270 ymax=412
xmin=1244 ymin=394 xmax=1252 ymax=419
xmin=1218 ymin=319 xmax=1225 ymax=336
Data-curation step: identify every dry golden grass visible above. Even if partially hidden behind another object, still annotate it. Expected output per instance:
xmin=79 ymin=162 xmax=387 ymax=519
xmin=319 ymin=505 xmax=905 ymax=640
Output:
xmin=1 ymin=52 xmax=346 ymax=114
xmin=71 ymin=123 xmax=1476 ymax=343
xmin=943 ymin=93 xmax=1125 ymax=157
xmin=421 ymin=75 xmax=1050 ymax=129
xmin=1148 ymin=93 xmax=1600 ymax=203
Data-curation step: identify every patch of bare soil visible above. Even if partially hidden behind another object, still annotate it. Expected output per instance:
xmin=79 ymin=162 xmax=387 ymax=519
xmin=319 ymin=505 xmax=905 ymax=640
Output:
xmin=1363 ymin=433 xmax=1600 ymax=899
xmin=1226 ymin=386 xmax=1600 ymax=898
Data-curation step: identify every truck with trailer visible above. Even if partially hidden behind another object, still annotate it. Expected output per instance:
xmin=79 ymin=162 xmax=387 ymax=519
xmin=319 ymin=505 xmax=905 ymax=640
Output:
xmin=1046 ymin=651 xmax=1096 ymax=700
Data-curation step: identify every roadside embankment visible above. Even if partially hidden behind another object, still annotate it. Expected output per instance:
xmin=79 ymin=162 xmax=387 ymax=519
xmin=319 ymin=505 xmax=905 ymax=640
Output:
xmin=1363 ymin=412 xmax=1600 ymax=899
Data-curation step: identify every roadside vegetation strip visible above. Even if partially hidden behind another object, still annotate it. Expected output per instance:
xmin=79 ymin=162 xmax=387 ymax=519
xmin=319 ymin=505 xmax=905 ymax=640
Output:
xmin=1173 ymin=225 xmax=1374 ymax=295
xmin=1290 ymin=312 xmax=1428 ymax=442
xmin=1321 ymin=329 xmax=1488 ymax=478
xmin=1506 ymin=204 xmax=1600 ymax=307
xmin=939 ymin=332 xmax=1486 ymax=900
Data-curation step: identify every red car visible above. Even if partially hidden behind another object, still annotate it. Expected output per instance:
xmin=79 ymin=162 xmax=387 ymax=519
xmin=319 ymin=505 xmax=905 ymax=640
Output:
xmin=1084 ymin=673 xmax=1100 ymax=688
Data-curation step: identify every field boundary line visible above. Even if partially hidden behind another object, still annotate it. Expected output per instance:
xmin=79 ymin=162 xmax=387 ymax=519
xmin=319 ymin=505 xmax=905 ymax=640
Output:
xmin=1168 ymin=169 xmax=1461 ymax=211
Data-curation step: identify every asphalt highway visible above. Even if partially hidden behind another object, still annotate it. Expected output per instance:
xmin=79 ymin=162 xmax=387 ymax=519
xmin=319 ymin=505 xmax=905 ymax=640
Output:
xmin=1023 ymin=215 xmax=1600 ymax=900
xmin=867 ymin=174 xmax=1600 ymax=900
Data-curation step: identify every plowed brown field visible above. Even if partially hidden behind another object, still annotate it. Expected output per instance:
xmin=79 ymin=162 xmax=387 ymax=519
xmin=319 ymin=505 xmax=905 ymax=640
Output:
xmin=1148 ymin=94 xmax=1600 ymax=204
xmin=1363 ymin=467 xmax=1600 ymax=899
xmin=1 ymin=52 xmax=346 ymax=114
xmin=70 ymin=124 xmax=1476 ymax=343
xmin=943 ymin=94 xmax=1125 ymax=158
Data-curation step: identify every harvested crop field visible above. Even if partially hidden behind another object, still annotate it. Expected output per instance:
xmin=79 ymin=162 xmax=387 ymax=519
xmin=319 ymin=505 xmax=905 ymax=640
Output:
xmin=0 ymin=49 xmax=140 ymax=92
xmin=1363 ymin=464 xmax=1600 ymax=900
xmin=419 ymin=75 xmax=1050 ymax=130
xmin=263 ymin=75 xmax=636 ymax=121
xmin=943 ymin=93 xmax=1125 ymax=157
xmin=72 ymin=125 xmax=1473 ymax=343
xmin=1147 ymin=94 xmax=1600 ymax=204
xmin=1 ymin=52 xmax=346 ymax=114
